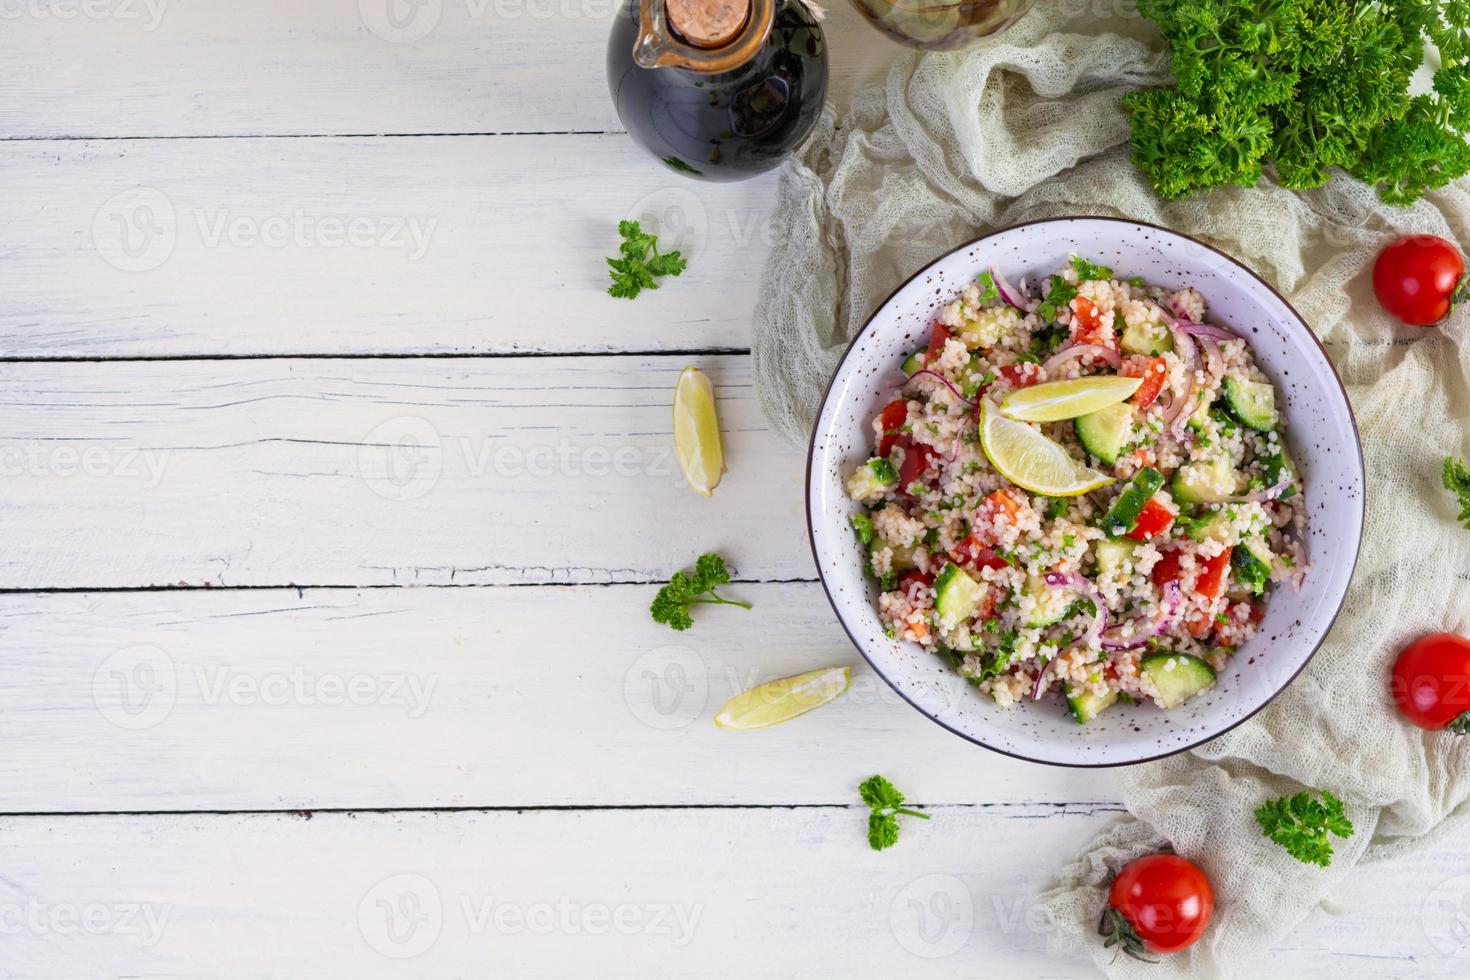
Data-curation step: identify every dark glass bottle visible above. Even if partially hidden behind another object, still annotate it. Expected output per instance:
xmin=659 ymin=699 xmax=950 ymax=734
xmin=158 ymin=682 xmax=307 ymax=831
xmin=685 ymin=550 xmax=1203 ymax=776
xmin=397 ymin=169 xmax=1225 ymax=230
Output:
xmin=606 ymin=0 xmax=829 ymax=182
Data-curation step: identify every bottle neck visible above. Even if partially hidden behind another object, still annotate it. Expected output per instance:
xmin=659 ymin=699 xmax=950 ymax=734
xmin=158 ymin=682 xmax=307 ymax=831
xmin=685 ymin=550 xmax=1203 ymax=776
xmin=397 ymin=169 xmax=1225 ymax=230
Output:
xmin=633 ymin=0 xmax=776 ymax=73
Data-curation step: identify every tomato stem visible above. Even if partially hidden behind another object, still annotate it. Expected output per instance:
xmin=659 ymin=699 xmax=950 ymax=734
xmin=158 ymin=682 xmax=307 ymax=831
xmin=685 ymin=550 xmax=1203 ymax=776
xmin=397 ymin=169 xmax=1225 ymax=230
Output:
xmin=1447 ymin=710 xmax=1470 ymax=735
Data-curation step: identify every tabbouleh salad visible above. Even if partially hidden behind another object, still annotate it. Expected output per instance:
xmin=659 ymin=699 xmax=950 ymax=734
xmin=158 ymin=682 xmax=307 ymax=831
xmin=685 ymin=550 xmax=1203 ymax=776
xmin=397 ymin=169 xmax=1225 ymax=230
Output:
xmin=845 ymin=258 xmax=1308 ymax=723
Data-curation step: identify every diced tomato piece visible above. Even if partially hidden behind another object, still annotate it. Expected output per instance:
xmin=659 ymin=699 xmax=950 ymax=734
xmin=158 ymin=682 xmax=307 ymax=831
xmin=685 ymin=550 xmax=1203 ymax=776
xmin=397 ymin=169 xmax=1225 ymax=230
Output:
xmin=899 ymin=569 xmax=934 ymax=590
xmin=1195 ymin=548 xmax=1232 ymax=599
xmin=998 ymin=363 xmax=1041 ymax=388
xmin=877 ymin=399 xmax=908 ymax=457
xmin=1123 ymin=355 xmax=1170 ymax=408
xmin=926 ymin=323 xmax=953 ymax=364
xmin=1070 ymin=296 xmax=1116 ymax=349
xmin=1215 ymin=601 xmax=1258 ymax=647
xmin=1150 ymin=550 xmax=1184 ymax=589
xmin=1125 ymin=497 xmax=1177 ymax=542
xmin=896 ymin=438 xmax=934 ymax=488
xmin=1185 ymin=609 xmax=1215 ymax=639
xmin=950 ymin=534 xmax=1010 ymax=572
xmin=971 ymin=490 xmax=1022 ymax=544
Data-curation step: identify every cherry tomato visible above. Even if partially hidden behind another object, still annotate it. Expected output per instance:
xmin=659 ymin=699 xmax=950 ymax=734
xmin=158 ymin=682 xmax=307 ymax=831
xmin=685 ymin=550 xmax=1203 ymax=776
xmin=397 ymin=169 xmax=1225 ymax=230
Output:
xmin=1390 ymin=633 xmax=1470 ymax=732
xmin=896 ymin=438 xmax=933 ymax=489
xmin=926 ymin=322 xmax=954 ymax=364
xmin=898 ymin=569 xmax=934 ymax=590
xmin=1150 ymin=549 xmax=1184 ymax=589
xmin=949 ymin=534 xmax=1010 ymax=572
xmin=1184 ymin=609 xmax=1215 ymax=640
xmin=1102 ymin=854 xmax=1214 ymax=957
xmin=1373 ymin=235 xmax=1466 ymax=326
xmin=1123 ymin=356 xmax=1169 ymax=409
xmin=1125 ymin=497 xmax=1176 ymax=542
xmin=876 ymin=400 xmax=908 ymax=457
xmin=997 ymin=363 xmax=1041 ymax=388
xmin=1194 ymin=549 xmax=1232 ymax=599
xmin=1071 ymin=296 xmax=1117 ymax=349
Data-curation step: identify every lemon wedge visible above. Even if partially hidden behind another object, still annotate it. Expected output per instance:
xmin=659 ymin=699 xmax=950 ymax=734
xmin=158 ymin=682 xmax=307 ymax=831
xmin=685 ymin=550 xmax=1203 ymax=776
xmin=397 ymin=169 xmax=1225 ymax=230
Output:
xmin=1001 ymin=375 xmax=1142 ymax=422
xmin=673 ymin=366 xmax=725 ymax=496
xmin=979 ymin=401 xmax=1115 ymax=497
xmin=714 ymin=666 xmax=851 ymax=730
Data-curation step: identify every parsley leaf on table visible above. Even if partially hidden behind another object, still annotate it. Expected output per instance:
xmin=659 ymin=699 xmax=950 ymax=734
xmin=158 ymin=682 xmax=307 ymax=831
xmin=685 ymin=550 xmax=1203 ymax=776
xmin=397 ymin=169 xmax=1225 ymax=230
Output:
xmin=860 ymin=775 xmax=930 ymax=851
xmin=1445 ymin=456 xmax=1470 ymax=530
xmin=607 ymin=220 xmax=687 ymax=300
xmin=649 ymin=553 xmax=752 ymax=631
xmin=1255 ymin=789 xmax=1354 ymax=867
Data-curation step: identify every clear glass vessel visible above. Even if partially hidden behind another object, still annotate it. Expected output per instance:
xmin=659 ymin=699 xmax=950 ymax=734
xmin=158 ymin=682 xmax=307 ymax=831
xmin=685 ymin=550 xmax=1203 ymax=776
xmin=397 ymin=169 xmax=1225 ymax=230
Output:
xmin=847 ymin=0 xmax=1031 ymax=50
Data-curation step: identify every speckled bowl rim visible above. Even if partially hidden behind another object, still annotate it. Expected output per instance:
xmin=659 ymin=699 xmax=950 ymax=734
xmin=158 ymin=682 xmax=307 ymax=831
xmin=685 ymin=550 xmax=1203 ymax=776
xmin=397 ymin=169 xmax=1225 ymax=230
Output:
xmin=804 ymin=215 xmax=1366 ymax=768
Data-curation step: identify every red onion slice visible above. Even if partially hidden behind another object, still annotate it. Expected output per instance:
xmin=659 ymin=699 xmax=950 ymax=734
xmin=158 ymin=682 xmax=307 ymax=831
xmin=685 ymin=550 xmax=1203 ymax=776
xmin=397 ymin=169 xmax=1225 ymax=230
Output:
xmin=1223 ymin=473 xmax=1294 ymax=503
xmin=991 ymin=266 xmax=1038 ymax=314
xmin=1180 ymin=321 xmax=1241 ymax=342
xmin=906 ymin=369 xmax=976 ymax=408
xmin=1041 ymin=343 xmax=1122 ymax=377
xmin=1043 ymin=572 xmax=1109 ymax=644
xmin=1100 ymin=581 xmax=1183 ymax=651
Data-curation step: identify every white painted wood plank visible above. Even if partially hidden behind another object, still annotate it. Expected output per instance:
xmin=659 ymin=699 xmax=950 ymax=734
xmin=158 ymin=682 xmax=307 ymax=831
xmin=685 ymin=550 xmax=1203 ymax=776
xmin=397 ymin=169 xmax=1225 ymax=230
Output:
xmin=0 ymin=354 xmax=819 ymax=587
xmin=0 ymin=584 xmax=1119 ymax=811
xmin=1 ymin=135 xmax=785 ymax=356
xmin=0 ymin=808 xmax=1450 ymax=977
xmin=0 ymin=0 xmax=892 ymax=138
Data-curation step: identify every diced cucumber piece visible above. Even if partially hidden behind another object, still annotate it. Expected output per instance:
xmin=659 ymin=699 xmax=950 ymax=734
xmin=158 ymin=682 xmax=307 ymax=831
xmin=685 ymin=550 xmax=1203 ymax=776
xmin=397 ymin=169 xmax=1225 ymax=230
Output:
xmin=1172 ymin=455 xmax=1239 ymax=505
xmin=1222 ymin=377 xmax=1278 ymax=432
xmin=901 ymin=350 xmax=926 ymax=376
xmin=1101 ymin=467 xmax=1165 ymax=537
xmin=1140 ymin=653 xmax=1217 ymax=709
xmin=1261 ymin=446 xmax=1299 ymax=500
xmin=1075 ymin=402 xmax=1135 ymax=466
xmin=1232 ymin=538 xmax=1273 ymax=595
xmin=888 ymin=541 xmax=919 ymax=571
xmin=846 ymin=457 xmax=899 ymax=503
xmin=1093 ymin=538 xmax=1136 ymax=577
xmin=934 ymin=562 xmax=985 ymax=623
xmin=1022 ymin=574 xmax=1073 ymax=628
xmin=1065 ymin=683 xmax=1119 ymax=723
xmin=1120 ymin=318 xmax=1174 ymax=356
xmin=1186 ymin=398 xmax=1212 ymax=433
xmin=1186 ymin=507 xmax=1234 ymax=543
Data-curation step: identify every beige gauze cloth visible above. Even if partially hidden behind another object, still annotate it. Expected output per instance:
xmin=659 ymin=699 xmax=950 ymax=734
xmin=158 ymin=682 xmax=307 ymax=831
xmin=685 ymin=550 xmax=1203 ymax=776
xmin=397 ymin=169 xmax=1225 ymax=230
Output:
xmin=753 ymin=2 xmax=1470 ymax=974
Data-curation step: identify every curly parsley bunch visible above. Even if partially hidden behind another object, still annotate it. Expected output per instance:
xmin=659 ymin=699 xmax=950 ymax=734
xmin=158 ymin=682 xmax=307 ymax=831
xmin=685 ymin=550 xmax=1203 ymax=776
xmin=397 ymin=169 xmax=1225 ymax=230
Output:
xmin=1125 ymin=0 xmax=1470 ymax=205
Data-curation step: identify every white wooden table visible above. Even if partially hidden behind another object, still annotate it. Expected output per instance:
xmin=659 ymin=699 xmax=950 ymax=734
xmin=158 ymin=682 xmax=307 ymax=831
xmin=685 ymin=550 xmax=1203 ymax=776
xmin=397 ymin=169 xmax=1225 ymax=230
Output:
xmin=0 ymin=3 xmax=1458 ymax=975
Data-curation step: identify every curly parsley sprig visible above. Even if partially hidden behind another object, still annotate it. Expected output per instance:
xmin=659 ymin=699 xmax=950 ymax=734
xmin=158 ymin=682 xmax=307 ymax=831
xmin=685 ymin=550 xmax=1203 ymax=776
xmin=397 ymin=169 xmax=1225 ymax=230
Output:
xmin=860 ymin=775 xmax=931 ymax=851
xmin=1255 ymin=789 xmax=1354 ymax=867
xmin=650 ymin=553 xmax=751 ymax=632
xmin=607 ymin=220 xmax=687 ymax=299
xmin=1124 ymin=0 xmax=1470 ymax=205
xmin=1445 ymin=455 xmax=1470 ymax=530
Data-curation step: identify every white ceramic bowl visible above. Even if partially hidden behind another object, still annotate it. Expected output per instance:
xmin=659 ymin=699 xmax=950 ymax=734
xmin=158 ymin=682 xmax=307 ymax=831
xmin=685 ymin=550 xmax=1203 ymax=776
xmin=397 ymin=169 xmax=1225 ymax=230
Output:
xmin=807 ymin=217 xmax=1365 ymax=766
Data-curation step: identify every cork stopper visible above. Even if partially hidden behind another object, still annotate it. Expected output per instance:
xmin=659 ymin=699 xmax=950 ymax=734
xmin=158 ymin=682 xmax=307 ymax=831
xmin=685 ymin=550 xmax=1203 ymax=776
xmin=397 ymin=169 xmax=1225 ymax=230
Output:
xmin=666 ymin=0 xmax=750 ymax=48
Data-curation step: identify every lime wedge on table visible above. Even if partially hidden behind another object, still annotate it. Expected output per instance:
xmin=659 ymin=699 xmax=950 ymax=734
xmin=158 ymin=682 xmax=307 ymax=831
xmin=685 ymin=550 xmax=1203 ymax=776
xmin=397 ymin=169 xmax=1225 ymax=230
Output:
xmin=673 ymin=367 xmax=725 ymax=496
xmin=1002 ymin=376 xmax=1142 ymax=422
xmin=980 ymin=402 xmax=1115 ymax=497
xmin=714 ymin=666 xmax=851 ymax=731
